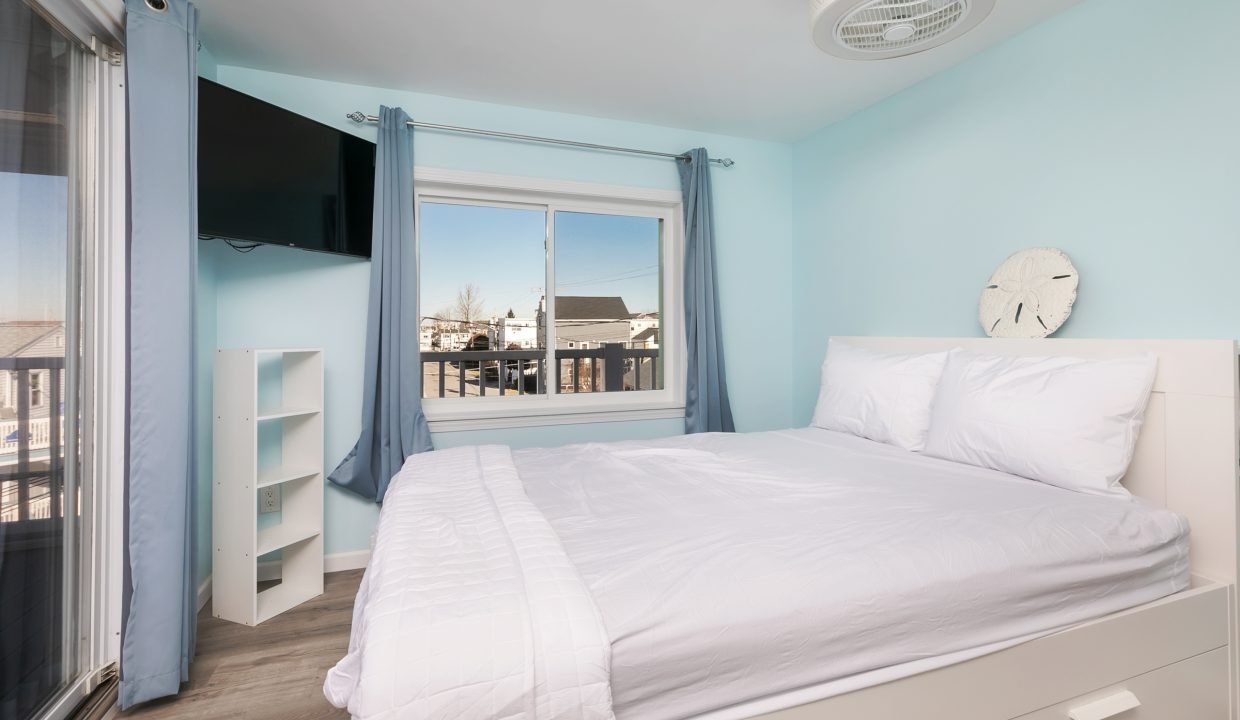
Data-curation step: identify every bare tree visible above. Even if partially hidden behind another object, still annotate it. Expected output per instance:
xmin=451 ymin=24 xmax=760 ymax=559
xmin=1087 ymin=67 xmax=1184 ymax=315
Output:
xmin=453 ymin=284 xmax=485 ymax=327
xmin=431 ymin=307 xmax=456 ymax=332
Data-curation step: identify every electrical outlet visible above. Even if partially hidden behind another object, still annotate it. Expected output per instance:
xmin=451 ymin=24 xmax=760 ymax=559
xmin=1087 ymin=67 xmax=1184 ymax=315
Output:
xmin=260 ymin=486 xmax=281 ymax=513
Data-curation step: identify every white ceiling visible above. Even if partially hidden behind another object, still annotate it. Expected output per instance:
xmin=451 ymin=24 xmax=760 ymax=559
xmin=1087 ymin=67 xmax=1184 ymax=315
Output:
xmin=197 ymin=0 xmax=1081 ymax=142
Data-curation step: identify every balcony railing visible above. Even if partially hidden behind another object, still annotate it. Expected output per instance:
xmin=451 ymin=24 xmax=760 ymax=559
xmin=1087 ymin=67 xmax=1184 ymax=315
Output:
xmin=0 ymin=415 xmax=60 ymax=455
xmin=1 ymin=357 xmax=65 ymax=523
xmin=422 ymin=343 xmax=659 ymax=398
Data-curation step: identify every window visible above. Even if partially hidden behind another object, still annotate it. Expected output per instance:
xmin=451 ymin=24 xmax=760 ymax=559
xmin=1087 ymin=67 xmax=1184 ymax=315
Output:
xmin=415 ymin=170 xmax=683 ymax=430
xmin=1 ymin=1 xmax=126 ymax=717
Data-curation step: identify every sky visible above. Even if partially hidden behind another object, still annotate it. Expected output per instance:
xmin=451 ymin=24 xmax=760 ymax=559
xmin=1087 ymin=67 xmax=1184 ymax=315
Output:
xmin=419 ymin=202 xmax=661 ymax=324
xmin=2 ymin=173 xmax=663 ymax=328
xmin=0 ymin=172 xmax=68 ymax=323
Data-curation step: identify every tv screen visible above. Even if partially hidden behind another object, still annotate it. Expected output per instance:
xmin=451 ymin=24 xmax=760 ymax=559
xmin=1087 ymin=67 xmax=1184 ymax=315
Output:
xmin=198 ymin=78 xmax=375 ymax=258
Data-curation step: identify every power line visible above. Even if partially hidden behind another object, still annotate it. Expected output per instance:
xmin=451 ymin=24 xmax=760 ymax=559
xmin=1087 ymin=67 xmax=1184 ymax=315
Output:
xmin=555 ymin=264 xmax=658 ymax=288
xmin=557 ymin=272 xmax=657 ymax=289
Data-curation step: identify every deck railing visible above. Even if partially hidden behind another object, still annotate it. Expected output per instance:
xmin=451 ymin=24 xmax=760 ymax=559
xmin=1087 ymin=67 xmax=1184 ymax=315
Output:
xmin=421 ymin=343 xmax=659 ymax=398
xmin=0 ymin=415 xmax=59 ymax=455
xmin=0 ymin=357 xmax=65 ymax=523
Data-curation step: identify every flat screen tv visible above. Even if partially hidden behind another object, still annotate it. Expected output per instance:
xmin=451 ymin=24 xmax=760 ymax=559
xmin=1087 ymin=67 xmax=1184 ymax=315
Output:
xmin=198 ymin=78 xmax=375 ymax=258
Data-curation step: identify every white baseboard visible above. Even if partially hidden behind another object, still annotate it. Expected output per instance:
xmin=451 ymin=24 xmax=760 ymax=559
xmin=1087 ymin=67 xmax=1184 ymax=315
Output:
xmin=197 ymin=576 xmax=212 ymax=613
xmin=325 ymin=549 xmax=371 ymax=573
xmin=199 ymin=549 xmax=370 ymax=611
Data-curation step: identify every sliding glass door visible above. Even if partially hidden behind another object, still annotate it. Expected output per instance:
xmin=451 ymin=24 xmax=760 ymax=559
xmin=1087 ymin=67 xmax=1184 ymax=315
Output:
xmin=0 ymin=2 xmax=89 ymax=718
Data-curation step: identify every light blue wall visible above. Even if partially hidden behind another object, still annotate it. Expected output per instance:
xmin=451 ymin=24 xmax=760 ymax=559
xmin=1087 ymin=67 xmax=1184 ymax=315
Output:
xmin=790 ymin=0 xmax=1240 ymax=424
xmin=201 ymin=66 xmax=798 ymax=560
xmin=197 ymin=45 xmax=217 ymax=80
xmin=199 ymin=0 xmax=1240 ymax=577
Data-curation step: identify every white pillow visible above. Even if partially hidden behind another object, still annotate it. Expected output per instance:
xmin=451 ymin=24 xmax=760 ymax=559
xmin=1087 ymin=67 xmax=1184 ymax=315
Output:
xmin=811 ymin=340 xmax=951 ymax=452
xmin=923 ymin=350 xmax=1158 ymax=495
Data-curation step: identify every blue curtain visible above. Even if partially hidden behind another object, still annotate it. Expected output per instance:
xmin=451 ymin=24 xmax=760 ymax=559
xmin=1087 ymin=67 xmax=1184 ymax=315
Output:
xmin=120 ymin=0 xmax=198 ymax=708
xmin=679 ymin=148 xmax=735 ymax=434
xmin=329 ymin=107 xmax=433 ymax=502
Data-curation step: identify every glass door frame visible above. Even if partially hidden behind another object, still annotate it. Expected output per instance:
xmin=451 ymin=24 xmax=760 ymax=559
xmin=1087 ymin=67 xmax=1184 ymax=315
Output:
xmin=19 ymin=2 xmax=127 ymax=719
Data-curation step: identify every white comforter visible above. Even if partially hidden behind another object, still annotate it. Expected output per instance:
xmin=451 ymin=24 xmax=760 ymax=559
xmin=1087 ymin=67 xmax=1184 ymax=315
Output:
xmin=324 ymin=445 xmax=614 ymax=720
xmin=517 ymin=429 xmax=1190 ymax=720
xmin=326 ymin=429 xmax=1189 ymax=720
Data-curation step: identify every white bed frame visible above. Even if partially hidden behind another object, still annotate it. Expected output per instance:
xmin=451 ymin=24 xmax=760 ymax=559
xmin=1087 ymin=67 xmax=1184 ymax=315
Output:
xmin=749 ymin=338 xmax=1240 ymax=720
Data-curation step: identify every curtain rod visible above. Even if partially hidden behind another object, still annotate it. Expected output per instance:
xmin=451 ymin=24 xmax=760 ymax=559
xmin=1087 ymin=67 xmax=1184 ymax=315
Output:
xmin=345 ymin=112 xmax=735 ymax=167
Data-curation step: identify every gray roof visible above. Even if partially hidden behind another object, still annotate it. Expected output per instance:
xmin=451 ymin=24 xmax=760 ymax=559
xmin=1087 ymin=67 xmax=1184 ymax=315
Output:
xmin=555 ymin=296 xmax=631 ymax=320
xmin=0 ymin=321 xmax=61 ymax=357
xmin=632 ymin=327 xmax=659 ymax=342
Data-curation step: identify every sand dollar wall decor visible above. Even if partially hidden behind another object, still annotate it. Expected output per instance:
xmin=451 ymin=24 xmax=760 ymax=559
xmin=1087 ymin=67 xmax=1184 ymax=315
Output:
xmin=979 ymin=248 xmax=1078 ymax=338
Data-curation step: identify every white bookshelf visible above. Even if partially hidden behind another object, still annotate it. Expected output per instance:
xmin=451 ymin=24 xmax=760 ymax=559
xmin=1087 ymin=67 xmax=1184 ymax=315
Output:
xmin=213 ymin=348 xmax=324 ymax=626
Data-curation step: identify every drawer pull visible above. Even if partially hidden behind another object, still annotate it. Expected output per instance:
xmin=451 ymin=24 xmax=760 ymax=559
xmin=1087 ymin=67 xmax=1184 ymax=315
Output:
xmin=1068 ymin=690 xmax=1140 ymax=720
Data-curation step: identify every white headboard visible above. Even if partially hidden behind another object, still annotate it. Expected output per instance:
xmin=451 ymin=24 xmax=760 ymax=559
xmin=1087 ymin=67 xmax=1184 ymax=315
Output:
xmin=837 ymin=337 xmax=1240 ymax=584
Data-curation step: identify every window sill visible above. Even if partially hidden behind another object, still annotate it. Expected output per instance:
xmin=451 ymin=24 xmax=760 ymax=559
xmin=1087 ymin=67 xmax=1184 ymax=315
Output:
xmin=424 ymin=402 xmax=686 ymax=433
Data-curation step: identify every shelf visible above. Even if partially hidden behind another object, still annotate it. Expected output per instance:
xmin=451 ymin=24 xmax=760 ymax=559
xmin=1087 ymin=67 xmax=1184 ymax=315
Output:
xmin=257 ymin=465 xmax=320 ymax=489
xmin=255 ymin=406 xmax=320 ymax=422
xmin=214 ymin=347 xmax=323 ymax=626
xmin=257 ymin=523 xmax=320 ymax=556
xmin=256 ymin=582 xmax=309 ymax=624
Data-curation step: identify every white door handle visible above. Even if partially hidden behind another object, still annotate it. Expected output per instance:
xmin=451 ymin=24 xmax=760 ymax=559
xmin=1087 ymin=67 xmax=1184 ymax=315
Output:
xmin=1068 ymin=690 xmax=1140 ymax=720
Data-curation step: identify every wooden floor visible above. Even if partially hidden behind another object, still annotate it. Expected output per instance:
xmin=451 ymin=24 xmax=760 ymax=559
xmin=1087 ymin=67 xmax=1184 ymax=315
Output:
xmin=119 ymin=570 xmax=362 ymax=720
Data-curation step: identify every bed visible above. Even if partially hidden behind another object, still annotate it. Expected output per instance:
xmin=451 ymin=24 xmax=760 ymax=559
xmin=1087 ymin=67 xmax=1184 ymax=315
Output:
xmin=325 ymin=337 xmax=1240 ymax=720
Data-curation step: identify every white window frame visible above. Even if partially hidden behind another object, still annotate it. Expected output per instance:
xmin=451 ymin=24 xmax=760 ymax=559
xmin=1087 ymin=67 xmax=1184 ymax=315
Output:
xmin=414 ymin=168 xmax=686 ymax=432
xmin=30 ymin=372 xmax=44 ymax=407
xmin=19 ymin=3 xmax=127 ymax=719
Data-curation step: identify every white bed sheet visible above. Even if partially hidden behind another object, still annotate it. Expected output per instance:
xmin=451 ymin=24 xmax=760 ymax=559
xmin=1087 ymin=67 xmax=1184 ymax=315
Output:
xmin=515 ymin=428 xmax=1190 ymax=720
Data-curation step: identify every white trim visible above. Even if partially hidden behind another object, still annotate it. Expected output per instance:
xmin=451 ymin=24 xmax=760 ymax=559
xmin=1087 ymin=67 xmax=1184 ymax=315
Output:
xmin=95 ymin=43 xmax=126 ymax=676
xmin=414 ymin=167 xmax=682 ymax=206
xmin=197 ymin=577 xmax=211 ymax=614
xmin=35 ymin=665 xmax=109 ymax=720
xmin=414 ymin=167 xmax=687 ymax=429
xmin=429 ymin=405 xmax=685 ymax=433
xmin=325 ymin=549 xmax=371 ymax=573
xmin=31 ymin=0 xmax=123 ymax=49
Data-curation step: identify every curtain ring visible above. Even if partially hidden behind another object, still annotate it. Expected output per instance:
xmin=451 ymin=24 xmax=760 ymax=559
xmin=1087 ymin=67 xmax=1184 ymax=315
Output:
xmin=145 ymin=0 xmax=168 ymax=11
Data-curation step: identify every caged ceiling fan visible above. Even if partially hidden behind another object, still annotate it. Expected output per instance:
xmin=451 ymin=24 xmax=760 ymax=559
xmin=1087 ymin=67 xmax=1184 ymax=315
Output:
xmin=811 ymin=0 xmax=997 ymax=60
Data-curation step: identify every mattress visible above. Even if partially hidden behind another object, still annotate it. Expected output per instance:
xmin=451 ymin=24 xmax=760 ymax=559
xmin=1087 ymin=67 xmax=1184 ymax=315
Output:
xmin=515 ymin=428 xmax=1191 ymax=720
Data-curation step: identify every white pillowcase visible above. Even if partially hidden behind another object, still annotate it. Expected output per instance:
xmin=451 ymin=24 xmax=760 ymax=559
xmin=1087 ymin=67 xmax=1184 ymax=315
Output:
xmin=811 ymin=340 xmax=951 ymax=452
xmin=923 ymin=350 xmax=1158 ymax=495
